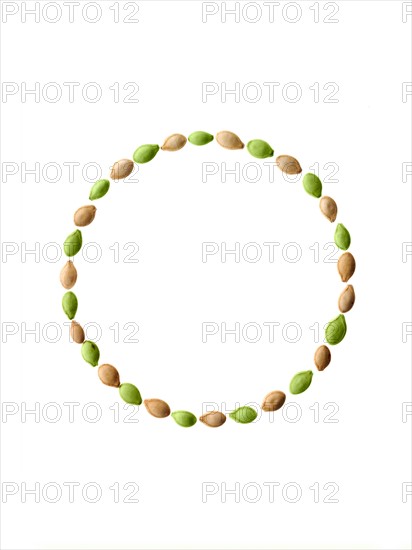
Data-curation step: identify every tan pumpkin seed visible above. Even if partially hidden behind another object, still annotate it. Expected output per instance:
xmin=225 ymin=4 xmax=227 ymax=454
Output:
xmin=262 ymin=390 xmax=286 ymax=412
xmin=60 ymin=260 xmax=77 ymax=289
xmin=70 ymin=320 xmax=85 ymax=344
xmin=337 ymin=252 xmax=356 ymax=282
xmin=199 ymin=410 xmax=227 ymax=427
xmin=74 ymin=205 xmax=96 ymax=227
xmin=110 ymin=159 xmax=134 ymax=180
xmin=216 ymin=131 xmax=244 ymax=150
xmin=98 ymin=364 xmax=120 ymax=387
xmin=314 ymin=345 xmax=331 ymax=371
xmin=276 ymin=155 xmax=302 ymax=175
xmin=319 ymin=196 xmax=337 ymax=222
xmin=161 ymin=134 xmax=187 ymax=151
xmin=339 ymin=284 xmax=355 ymax=313
xmin=144 ymin=398 xmax=171 ymax=418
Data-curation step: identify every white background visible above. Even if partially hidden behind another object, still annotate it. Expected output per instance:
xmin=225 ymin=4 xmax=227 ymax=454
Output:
xmin=1 ymin=1 xmax=411 ymax=549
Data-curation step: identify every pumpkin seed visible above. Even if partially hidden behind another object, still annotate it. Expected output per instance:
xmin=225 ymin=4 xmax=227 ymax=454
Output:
xmin=171 ymin=410 xmax=197 ymax=427
xmin=188 ymin=131 xmax=214 ymax=146
xmin=338 ymin=285 xmax=355 ymax=313
xmin=199 ymin=410 xmax=226 ymax=427
xmin=74 ymin=205 xmax=96 ymax=227
xmin=98 ymin=364 xmax=120 ymax=387
xmin=337 ymin=252 xmax=356 ymax=282
xmin=60 ymin=260 xmax=77 ymax=289
xmin=64 ymin=229 xmax=82 ymax=257
xmin=144 ymin=399 xmax=171 ymax=418
xmin=247 ymin=139 xmax=274 ymax=159
xmin=325 ymin=314 xmax=347 ymax=345
xmin=81 ymin=340 xmax=100 ymax=367
xmin=59 ymin=130 xmax=355 ymax=424
xmin=62 ymin=291 xmax=78 ymax=320
xmin=334 ymin=223 xmax=351 ymax=250
xmin=314 ymin=345 xmax=331 ymax=371
xmin=319 ymin=196 xmax=337 ymax=222
xmin=261 ymin=390 xmax=286 ymax=412
xmin=110 ymin=159 xmax=134 ymax=179
xmin=161 ymin=134 xmax=187 ymax=151
xmin=276 ymin=155 xmax=302 ymax=175
xmin=89 ymin=179 xmax=110 ymax=201
xmin=303 ymin=173 xmax=322 ymax=198
xmin=70 ymin=320 xmax=85 ymax=344
xmin=289 ymin=371 xmax=313 ymax=394
xmin=229 ymin=406 xmax=257 ymax=424
xmin=133 ymin=144 xmax=160 ymax=164
xmin=216 ymin=131 xmax=244 ymax=150
xmin=119 ymin=383 xmax=142 ymax=405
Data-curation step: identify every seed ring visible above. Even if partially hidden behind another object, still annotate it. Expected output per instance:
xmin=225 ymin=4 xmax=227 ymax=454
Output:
xmin=60 ymin=131 xmax=355 ymax=428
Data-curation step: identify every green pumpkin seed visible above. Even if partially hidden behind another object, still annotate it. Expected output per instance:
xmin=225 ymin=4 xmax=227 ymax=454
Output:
xmin=62 ymin=291 xmax=78 ymax=320
xmin=133 ymin=144 xmax=159 ymax=164
xmin=325 ymin=314 xmax=347 ymax=345
xmin=64 ymin=229 xmax=82 ymax=257
xmin=89 ymin=179 xmax=110 ymax=201
xmin=289 ymin=370 xmax=313 ymax=394
xmin=119 ymin=382 xmax=142 ymax=405
xmin=188 ymin=131 xmax=214 ymax=146
xmin=334 ymin=223 xmax=351 ymax=250
xmin=81 ymin=340 xmax=100 ymax=367
xmin=229 ymin=406 xmax=257 ymax=424
xmin=247 ymin=139 xmax=274 ymax=159
xmin=303 ymin=173 xmax=322 ymax=198
xmin=171 ymin=410 xmax=197 ymax=427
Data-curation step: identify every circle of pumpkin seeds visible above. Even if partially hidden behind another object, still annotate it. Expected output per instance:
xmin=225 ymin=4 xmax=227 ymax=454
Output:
xmin=60 ymin=131 xmax=355 ymax=428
